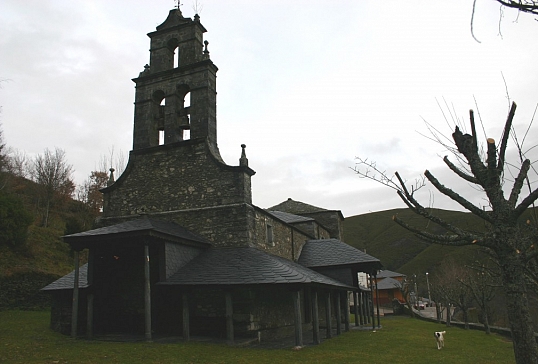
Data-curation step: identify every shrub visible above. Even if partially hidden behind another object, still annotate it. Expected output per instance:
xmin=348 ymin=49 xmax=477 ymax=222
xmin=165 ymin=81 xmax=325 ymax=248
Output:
xmin=0 ymin=192 xmax=33 ymax=249
xmin=0 ymin=271 xmax=60 ymax=310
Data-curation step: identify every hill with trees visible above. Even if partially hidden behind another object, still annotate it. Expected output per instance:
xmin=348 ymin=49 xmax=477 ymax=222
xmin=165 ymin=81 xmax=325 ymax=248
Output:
xmin=343 ymin=207 xmax=485 ymax=275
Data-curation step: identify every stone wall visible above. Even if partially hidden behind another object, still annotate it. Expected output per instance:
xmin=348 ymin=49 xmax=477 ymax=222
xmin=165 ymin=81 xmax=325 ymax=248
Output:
xmin=102 ymin=139 xmax=253 ymax=218
xmin=301 ymin=210 xmax=344 ymax=240
xmin=252 ymin=207 xmax=312 ymax=260
xmin=290 ymin=220 xmax=331 ymax=240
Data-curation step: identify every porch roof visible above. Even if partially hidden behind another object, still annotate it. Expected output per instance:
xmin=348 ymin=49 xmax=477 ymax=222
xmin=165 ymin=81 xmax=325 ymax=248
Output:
xmin=298 ymin=239 xmax=382 ymax=273
xmin=63 ymin=217 xmax=211 ymax=249
xmin=160 ymin=246 xmax=353 ymax=289
xmin=376 ymin=269 xmax=406 ymax=279
xmin=376 ymin=277 xmax=402 ymax=290
xmin=41 ymin=264 xmax=89 ymax=291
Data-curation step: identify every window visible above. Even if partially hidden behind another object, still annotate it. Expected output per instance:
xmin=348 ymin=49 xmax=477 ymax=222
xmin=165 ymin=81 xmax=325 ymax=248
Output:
xmin=266 ymin=224 xmax=274 ymax=246
xmin=183 ymin=92 xmax=191 ymax=140
xmin=159 ymin=98 xmax=166 ymax=145
xmin=174 ymin=47 xmax=179 ymax=68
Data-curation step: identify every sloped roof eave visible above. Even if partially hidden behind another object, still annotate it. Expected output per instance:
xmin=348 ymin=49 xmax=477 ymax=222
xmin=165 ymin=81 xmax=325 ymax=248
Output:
xmin=162 ymin=247 xmax=354 ymax=289
xmin=298 ymin=239 xmax=382 ymax=272
xmin=62 ymin=217 xmax=211 ymax=249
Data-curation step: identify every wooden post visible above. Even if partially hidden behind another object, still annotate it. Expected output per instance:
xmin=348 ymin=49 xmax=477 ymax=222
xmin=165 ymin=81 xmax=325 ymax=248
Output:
xmin=86 ymin=248 xmax=94 ymax=339
xmin=353 ymin=291 xmax=359 ymax=326
xmin=335 ymin=292 xmax=342 ymax=335
xmin=182 ymin=293 xmax=190 ymax=341
xmin=86 ymin=292 xmax=94 ymax=339
xmin=312 ymin=290 xmax=320 ymax=344
xmin=375 ymin=274 xmax=381 ymax=328
xmin=344 ymin=291 xmax=350 ymax=332
xmin=325 ymin=292 xmax=332 ymax=338
xmin=144 ymin=244 xmax=152 ymax=341
xmin=293 ymin=290 xmax=303 ymax=347
xmin=71 ymin=250 xmax=80 ymax=338
xmin=359 ymin=291 xmax=364 ymax=325
xmin=225 ymin=291 xmax=234 ymax=345
xmin=370 ymin=275 xmax=375 ymax=330
xmin=363 ymin=291 xmax=368 ymax=324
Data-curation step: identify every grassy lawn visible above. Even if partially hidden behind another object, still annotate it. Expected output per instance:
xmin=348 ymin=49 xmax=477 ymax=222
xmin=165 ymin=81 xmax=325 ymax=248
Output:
xmin=0 ymin=311 xmax=515 ymax=363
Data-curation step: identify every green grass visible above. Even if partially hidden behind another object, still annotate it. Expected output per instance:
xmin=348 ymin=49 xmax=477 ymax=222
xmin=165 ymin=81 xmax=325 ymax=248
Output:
xmin=0 ymin=311 xmax=515 ymax=363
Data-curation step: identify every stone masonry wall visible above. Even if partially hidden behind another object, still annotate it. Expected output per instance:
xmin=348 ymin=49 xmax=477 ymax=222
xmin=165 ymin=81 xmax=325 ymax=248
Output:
xmin=100 ymin=203 xmax=253 ymax=247
xmin=102 ymin=139 xmax=252 ymax=218
xmin=301 ymin=211 xmax=344 ymax=240
xmin=291 ymin=221 xmax=331 ymax=240
xmin=252 ymin=208 xmax=312 ymax=260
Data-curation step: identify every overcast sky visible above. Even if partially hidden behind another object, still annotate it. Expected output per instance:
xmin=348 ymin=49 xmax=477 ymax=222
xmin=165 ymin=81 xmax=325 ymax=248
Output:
xmin=1 ymin=0 xmax=538 ymax=218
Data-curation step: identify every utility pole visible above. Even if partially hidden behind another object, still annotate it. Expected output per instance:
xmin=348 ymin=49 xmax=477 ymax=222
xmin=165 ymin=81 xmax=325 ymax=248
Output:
xmin=426 ymin=272 xmax=432 ymax=307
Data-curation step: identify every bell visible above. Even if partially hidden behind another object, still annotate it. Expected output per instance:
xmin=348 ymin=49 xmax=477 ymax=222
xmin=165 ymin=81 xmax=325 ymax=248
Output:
xmin=179 ymin=115 xmax=190 ymax=129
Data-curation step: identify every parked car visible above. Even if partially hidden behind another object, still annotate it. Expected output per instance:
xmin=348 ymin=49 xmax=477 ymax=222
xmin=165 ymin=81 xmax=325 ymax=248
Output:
xmin=414 ymin=301 xmax=425 ymax=310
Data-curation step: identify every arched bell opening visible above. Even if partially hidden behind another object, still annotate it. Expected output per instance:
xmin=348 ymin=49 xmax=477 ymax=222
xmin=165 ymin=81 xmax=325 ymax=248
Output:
xmin=167 ymin=38 xmax=180 ymax=69
xmin=176 ymin=84 xmax=191 ymax=141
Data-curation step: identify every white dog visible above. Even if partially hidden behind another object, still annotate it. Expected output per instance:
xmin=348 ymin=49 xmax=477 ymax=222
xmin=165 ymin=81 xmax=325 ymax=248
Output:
xmin=434 ymin=331 xmax=446 ymax=350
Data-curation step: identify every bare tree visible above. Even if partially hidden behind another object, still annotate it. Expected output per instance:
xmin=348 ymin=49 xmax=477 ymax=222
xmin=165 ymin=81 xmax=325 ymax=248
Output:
xmin=0 ymin=124 xmax=7 ymax=190
xmin=432 ymin=259 xmax=475 ymax=329
xmin=459 ymin=261 xmax=500 ymax=334
xmin=5 ymin=148 xmax=29 ymax=178
xmin=353 ymin=102 xmax=538 ymax=364
xmin=30 ymin=147 xmax=74 ymax=227
xmin=397 ymin=277 xmax=415 ymax=318
xmin=77 ymin=170 xmax=108 ymax=214
xmin=98 ymin=147 xmax=126 ymax=178
xmin=493 ymin=0 xmax=538 ymax=14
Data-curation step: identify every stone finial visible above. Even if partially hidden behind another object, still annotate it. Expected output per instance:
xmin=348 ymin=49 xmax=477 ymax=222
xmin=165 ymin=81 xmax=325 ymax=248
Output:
xmin=239 ymin=144 xmax=248 ymax=167
xmin=139 ymin=64 xmax=150 ymax=77
xmin=107 ymin=168 xmax=115 ymax=187
xmin=194 ymin=14 xmax=200 ymax=22
xmin=203 ymin=40 xmax=210 ymax=59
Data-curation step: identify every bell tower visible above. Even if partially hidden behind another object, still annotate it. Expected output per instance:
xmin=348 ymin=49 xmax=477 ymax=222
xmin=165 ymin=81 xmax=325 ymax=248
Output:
xmin=132 ymin=9 xmax=218 ymax=152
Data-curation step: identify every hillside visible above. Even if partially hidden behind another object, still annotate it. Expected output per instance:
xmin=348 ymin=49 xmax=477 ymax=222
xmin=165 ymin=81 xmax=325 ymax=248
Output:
xmin=343 ymin=207 xmax=486 ymax=276
xmin=0 ymin=173 xmax=95 ymax=309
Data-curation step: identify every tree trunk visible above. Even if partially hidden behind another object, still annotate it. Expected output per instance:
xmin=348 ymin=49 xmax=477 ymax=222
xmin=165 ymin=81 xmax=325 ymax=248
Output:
xmin=445 ymin=301 xmax=451 ymax=327
xmin=41 ymin=198 xmax=51 ymax=227
xmin=483 ymin=311 xmax=491 ymax=335
xmin=462 ymin=302 xmax=469 ymax=330
xmin=500 ymin=256 xmax=538 ymax=364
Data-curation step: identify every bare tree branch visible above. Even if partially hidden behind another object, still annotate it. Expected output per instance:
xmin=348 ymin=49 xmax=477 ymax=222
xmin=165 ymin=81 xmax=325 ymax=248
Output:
xmin=424 ymin=170 xmax=493 ymax=222
xmin=509 ymin=159 xmax=531 ymax=207
xmin=443 ymin=156 xmax=479 ymax=184
xmin=494 ymin=0 xmax=538 ymax=15
xmin=498 ymin=102 xmax=517 ymax=171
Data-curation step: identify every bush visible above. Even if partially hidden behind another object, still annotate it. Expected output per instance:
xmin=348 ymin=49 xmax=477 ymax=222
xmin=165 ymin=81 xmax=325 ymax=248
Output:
xmin=0 ymin=192 xmax=33 ymax=248
xmin=0 ymin=271 xmax=60 ymax=310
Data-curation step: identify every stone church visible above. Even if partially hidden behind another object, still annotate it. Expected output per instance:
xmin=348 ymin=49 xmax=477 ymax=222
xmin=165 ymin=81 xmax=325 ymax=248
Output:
xmin=43 ymin=8 xmax=382 ymax=346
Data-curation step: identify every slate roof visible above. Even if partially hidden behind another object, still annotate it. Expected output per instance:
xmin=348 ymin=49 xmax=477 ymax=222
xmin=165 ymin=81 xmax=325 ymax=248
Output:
xmin=160 ymin=247 xmax=353 ymax=289
xmin=298 ymin=239 xmax=382 ymax=270
xmin=376 ymin=269 xmax=406 ymax=279
xmin=269 ymin=198 xmax=328 ymax=214
xmin=63 ymin=217 xmax=210 ymax=246
xmin=268 ymin=210 xmax=315 ymax=224
xmin=376 ymin=277 xmax=402 ymax=290
xmin=41 ymin=264 xmax=89 ymax=291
